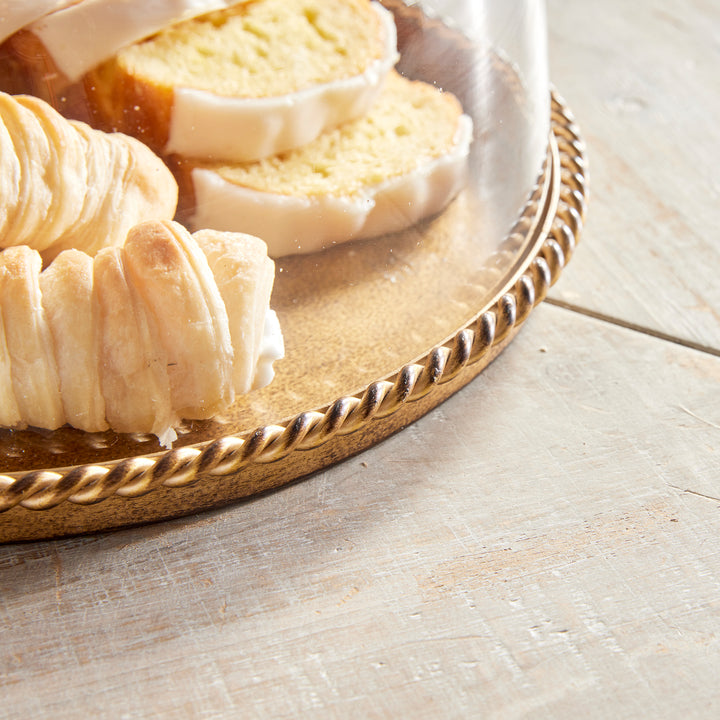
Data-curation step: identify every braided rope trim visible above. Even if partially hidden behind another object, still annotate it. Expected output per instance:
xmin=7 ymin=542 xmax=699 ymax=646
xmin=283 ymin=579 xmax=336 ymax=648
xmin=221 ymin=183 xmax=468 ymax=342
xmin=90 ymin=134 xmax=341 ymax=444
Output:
xmin=0 ymin=92 xmax=587 ymax=514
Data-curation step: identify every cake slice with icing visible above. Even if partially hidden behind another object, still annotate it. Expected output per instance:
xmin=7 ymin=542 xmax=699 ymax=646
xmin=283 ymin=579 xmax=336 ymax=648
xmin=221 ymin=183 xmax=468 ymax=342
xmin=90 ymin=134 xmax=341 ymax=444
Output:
xmin=180 ymin=71 xmax=473 ymax=257
xmin=81 ymin=0 xmax=398 ymax=162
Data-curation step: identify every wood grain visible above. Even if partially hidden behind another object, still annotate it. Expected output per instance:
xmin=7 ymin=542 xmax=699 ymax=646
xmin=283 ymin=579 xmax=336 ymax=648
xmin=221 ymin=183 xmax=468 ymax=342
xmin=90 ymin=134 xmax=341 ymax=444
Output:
xmin=546 ymin=0 xmax=720 ymax=352
xmin=2 ymin=1 xmax=719 ymax=718
xmin=1 ymin=305 xmax=719 ymax=719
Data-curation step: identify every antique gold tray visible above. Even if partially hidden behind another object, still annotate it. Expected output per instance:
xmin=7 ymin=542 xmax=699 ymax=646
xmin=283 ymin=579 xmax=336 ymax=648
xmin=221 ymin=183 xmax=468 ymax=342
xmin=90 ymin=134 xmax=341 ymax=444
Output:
xmin=0 ymin=3 xmax=588 ymax=543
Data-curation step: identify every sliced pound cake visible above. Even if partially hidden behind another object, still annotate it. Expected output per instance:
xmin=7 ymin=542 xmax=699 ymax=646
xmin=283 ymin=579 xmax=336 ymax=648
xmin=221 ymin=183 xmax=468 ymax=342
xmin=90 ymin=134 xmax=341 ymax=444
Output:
xmin=81 ymin=0 xmax=398 ymax=162
xmin=0 ymin=0 xmax=81 ymax=44
xmin=179 ymin=71 xmax=473 ymax=257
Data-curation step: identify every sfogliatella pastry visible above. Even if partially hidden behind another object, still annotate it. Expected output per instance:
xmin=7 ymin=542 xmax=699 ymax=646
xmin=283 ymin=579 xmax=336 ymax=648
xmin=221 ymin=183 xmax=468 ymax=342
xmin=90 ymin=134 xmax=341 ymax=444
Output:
xmin=0 ymin=91 xmax=178 ymax=262
xmin=0 ymin=220 xmax=283 ymax=446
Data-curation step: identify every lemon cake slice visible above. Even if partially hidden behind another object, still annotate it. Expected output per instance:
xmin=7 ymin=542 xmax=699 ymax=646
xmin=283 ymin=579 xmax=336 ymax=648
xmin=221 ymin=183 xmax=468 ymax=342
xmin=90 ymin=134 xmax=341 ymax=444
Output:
xmin=182 ymin=71 xmax=474 ymax=257
xmin=80 ymin=0 xmax=398 ymax=162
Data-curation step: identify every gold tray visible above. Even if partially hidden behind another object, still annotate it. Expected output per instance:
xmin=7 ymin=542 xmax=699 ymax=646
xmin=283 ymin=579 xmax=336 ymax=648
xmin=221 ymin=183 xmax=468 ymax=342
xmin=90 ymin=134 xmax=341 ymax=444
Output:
xmin=0 ymin=3 xmax=588 ymax=543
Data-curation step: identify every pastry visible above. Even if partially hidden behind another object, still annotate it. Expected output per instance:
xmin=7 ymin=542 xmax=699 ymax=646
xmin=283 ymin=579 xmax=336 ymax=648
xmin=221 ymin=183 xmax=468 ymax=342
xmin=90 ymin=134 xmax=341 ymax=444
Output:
xmin=0 ymin=302 xmax=21 ymax=429
xmin=39 ymin=248 xmax=107 ymax=432
xmin=0 ymin=245 xmax=64 ymax=430
xmin=194 ymin=228 xmax=276 ymax=395
xmin=0 ymin=92 xmax=57 ymax=251
xmin=93 ymin=244 xmax=179 ymax=444
xmin=121 ymin=219 xmax=235 ymax=422
xmin=0 ymin=221 xmax=282 ymax=445
xmin=0 ymin=91 xmax=178 ymax=261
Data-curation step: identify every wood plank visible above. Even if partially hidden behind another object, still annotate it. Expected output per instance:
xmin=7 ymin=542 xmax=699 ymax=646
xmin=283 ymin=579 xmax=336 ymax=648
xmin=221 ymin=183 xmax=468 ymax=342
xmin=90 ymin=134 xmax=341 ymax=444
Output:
xmin=547 ymin=0 xmax=720 ymax=352
xmin=2 ymin=304 xmax=719 ymax=719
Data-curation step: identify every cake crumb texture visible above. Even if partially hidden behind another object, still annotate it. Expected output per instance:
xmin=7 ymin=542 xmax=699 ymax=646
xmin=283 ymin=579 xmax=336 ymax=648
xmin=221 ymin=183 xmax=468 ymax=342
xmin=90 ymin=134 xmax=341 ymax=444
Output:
xmin=112 ymin=0 xmax=386 ymax=98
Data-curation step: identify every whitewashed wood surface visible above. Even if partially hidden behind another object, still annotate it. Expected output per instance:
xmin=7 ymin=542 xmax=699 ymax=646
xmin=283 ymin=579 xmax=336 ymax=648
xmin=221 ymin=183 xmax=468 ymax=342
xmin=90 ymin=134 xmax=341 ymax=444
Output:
xmin=546 ymin=0 xmax=720 ymax=353
xmin=2 ymin=304 xmax=719 ymax=719
xmin=2 ymin=1 xmax=720 ymax=718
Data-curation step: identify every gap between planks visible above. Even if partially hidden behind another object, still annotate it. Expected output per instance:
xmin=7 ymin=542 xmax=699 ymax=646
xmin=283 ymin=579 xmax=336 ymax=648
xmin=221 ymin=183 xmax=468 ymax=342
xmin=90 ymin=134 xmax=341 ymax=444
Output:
xmin=544 ymin=298 xmax=720 ymax=359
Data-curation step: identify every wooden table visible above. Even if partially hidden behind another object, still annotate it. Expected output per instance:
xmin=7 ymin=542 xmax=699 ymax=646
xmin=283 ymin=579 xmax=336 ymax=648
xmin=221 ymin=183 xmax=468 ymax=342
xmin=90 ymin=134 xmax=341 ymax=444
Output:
xmin=2 ymin=1 xmax=719 ymax=717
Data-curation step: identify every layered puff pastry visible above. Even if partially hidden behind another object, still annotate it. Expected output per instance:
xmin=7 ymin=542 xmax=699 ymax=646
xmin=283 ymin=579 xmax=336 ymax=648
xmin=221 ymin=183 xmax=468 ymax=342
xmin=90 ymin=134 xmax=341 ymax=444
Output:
xmin=0 ymin=91 xmax=178 ymax=262
xmin=0 ymin=220 xmax=283 ymax=446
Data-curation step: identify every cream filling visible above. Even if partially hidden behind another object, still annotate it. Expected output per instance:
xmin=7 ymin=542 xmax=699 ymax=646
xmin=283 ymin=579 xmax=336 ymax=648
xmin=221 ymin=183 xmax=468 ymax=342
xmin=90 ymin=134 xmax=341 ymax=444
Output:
xmin=31 ymin=0 xmax=240 ymax=81
xmin=190 ymin=114 xmax=474 ymax=258
xmin=253 ymin=308 xmax=284 ymax=391
xmin=166 ymin=2 xmax=399 ymax=161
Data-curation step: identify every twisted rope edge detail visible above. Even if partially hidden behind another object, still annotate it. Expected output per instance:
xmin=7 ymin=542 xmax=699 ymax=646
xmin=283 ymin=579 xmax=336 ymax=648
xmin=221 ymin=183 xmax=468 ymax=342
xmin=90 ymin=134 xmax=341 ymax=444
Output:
xmin=0 ymin=92 xmax=588 ymax=513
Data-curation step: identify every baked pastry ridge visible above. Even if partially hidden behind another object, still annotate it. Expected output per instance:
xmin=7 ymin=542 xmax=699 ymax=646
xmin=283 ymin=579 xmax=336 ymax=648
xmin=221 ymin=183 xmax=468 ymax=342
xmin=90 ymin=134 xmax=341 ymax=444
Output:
xmin=0 ymin=221 xmax=283 ymax=446
xmin=0 ymin=91 xmax=178 ymax=262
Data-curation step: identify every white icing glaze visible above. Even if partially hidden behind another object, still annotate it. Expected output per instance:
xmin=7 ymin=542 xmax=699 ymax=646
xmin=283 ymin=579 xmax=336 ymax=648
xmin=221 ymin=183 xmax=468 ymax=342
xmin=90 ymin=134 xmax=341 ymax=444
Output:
xmin=252 ymin=309 xmax=284 ymax=391
xmin=30 ymin=0 xmax=238 ymax=81
xmin=166 ymin=2 xmax=399 ymax=161
xmin=190 ymin=114 xmax=474 ymax=258
xmin=0 ymin=0 xmax=79 ymax=44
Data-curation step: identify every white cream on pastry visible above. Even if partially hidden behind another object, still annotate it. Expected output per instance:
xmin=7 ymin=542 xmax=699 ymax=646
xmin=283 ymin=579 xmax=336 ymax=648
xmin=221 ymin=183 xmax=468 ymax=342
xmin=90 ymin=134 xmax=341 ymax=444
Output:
xmin=254 ymin=309 xmax=284 ymax=391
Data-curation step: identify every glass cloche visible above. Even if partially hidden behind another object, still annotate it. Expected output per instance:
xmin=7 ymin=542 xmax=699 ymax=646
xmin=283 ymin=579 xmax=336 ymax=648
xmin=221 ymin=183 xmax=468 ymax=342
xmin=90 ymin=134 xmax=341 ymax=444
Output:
xmin=0 ymin=1 xmax=587 ymax=540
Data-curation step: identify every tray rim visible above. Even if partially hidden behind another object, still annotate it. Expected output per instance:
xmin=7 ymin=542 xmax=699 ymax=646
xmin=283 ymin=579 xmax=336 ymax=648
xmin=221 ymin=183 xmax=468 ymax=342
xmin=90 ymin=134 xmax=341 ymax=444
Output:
xmin=0 ymin=90 xmax=587 ymax=542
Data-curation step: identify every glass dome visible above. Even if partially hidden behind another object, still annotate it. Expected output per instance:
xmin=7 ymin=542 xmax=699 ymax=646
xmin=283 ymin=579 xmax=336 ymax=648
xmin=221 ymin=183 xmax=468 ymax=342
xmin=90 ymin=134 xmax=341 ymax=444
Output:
xmin=0 ymin=1 xmax=587 ymax=540
xmin=398 ymin=0 xmax=550 ymax=243
xmin=0 ymin=0 xmax=550 ymax=257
